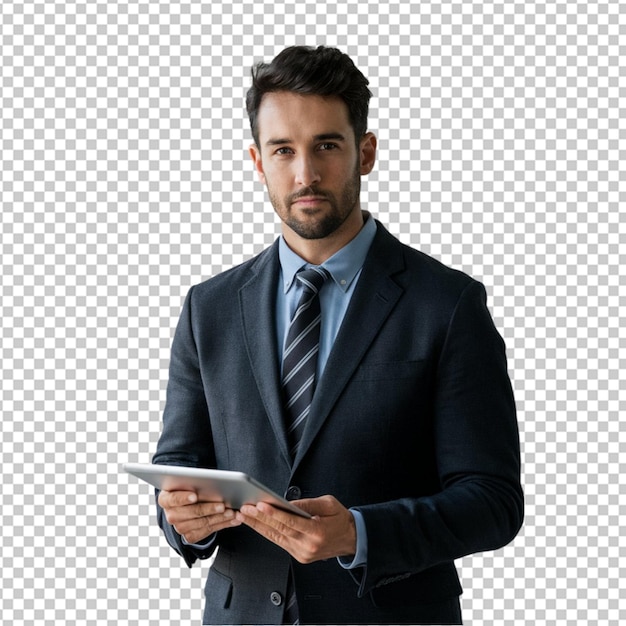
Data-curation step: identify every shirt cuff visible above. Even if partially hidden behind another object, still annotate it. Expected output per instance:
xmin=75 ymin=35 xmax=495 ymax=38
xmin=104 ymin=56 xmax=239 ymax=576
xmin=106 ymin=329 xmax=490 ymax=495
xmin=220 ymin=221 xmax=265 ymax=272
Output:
xmin=181 ymin=533 xmax=217 ymax=549
xmin=337 ymin=508 xmax=368 ymax=570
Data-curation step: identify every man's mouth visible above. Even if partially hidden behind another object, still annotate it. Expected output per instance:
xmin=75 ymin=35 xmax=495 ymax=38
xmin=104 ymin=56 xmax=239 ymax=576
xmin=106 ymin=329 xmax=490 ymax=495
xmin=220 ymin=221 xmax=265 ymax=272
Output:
xmin=292 ymin=196 xmax=328 ymax=206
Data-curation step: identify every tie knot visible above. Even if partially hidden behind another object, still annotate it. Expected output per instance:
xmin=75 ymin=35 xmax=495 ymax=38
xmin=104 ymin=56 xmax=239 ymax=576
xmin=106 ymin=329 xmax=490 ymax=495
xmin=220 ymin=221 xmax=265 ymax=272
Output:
xmin=296 ymin=266 xmax=330 ymax=294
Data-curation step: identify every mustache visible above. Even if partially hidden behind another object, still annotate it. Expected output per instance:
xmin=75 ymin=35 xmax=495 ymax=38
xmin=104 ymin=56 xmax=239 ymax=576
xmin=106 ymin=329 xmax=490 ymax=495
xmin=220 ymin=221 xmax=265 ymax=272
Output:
xmin=288 ymin=187 xmax=334 ymax=204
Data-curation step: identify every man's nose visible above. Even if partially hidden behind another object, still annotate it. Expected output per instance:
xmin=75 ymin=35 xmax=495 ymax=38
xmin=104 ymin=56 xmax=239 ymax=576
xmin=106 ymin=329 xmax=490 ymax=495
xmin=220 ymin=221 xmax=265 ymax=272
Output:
xmin=294 ymin=154 xmax=321 ymax=187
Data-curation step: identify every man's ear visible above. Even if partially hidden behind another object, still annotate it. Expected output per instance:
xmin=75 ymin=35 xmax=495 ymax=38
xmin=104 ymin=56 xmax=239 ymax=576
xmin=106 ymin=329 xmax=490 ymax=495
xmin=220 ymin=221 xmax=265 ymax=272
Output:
xmin=249 ymin=144 xmax=266 ymax=184
xmin=359 ymin=132 xmax=377 ymax=175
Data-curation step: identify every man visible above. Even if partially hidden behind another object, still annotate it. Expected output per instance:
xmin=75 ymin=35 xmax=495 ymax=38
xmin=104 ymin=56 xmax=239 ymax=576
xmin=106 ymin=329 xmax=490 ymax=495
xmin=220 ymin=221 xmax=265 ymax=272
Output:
xmin=153 ymin=46 xmax=523 ymax=625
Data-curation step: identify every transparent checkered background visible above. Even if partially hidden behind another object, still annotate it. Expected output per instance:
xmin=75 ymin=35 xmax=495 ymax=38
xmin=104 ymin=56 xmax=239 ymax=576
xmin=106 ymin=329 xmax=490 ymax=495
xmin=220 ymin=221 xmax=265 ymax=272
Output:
xmin=2 ymin=0 xmax=625 ymax=624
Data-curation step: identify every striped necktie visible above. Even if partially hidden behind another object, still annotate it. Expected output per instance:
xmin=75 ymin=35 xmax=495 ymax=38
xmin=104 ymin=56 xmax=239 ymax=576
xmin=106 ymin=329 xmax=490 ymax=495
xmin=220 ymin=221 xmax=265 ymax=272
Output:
xmin=282 ymin=266 xmax=330 ymax=459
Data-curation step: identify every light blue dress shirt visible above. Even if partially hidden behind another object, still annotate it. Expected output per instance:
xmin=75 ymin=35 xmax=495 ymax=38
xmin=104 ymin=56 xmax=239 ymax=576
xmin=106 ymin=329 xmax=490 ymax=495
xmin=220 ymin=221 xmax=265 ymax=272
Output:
xmin=277 ymin=213 xmax=377 ymax=570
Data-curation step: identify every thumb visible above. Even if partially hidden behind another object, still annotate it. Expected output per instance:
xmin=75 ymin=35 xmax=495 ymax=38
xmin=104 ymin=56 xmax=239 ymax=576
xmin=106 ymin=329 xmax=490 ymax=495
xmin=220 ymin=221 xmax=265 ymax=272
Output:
xmin=292 ymin=495 xmax=341 ymax=517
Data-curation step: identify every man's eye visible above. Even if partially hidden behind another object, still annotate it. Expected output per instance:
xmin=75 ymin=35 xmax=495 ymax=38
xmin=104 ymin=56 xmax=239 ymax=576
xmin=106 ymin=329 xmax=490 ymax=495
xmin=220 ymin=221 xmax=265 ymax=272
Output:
xmin=275 ymin=147 xmax=293 ymax=155
xmin=319 ymin=143 xmax=338 ymax=151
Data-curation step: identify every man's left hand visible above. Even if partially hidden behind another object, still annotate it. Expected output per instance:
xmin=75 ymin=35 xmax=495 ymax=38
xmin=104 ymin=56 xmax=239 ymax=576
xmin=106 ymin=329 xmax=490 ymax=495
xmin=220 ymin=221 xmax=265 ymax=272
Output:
xmin=235 ymin=495 xmax=356 ymax=564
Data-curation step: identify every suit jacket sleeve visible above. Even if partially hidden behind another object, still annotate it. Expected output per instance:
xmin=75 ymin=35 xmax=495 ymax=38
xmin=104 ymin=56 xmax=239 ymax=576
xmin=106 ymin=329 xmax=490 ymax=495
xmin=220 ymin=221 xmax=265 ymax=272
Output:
xmin=151 ymin=286 xmax=218 ymax=567
xmin=352 ymin=280 xmax=523 ymax=597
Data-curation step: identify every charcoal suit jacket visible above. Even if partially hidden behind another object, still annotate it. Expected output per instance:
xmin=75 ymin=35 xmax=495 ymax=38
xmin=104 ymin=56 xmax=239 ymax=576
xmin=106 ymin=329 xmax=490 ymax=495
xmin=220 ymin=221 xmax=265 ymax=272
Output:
xmin=152 ymin=220 xmax=523 ymax=625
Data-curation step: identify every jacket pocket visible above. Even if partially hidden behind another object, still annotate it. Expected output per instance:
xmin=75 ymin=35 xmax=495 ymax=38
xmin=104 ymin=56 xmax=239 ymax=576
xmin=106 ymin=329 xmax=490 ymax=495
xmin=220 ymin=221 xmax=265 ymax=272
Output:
xmin=205 ymin=567 xmax=233 ymax=609
xmin=370 ymin=563 xmax=462 ymax=608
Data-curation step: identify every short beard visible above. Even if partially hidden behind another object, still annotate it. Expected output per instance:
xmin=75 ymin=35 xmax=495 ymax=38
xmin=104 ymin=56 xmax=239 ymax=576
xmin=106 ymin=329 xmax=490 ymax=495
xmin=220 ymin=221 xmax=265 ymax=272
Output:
xmin=283 ymin=205 xmax=348 ymax=240
xmin=270 ymin=165 xmax=361 ymax=240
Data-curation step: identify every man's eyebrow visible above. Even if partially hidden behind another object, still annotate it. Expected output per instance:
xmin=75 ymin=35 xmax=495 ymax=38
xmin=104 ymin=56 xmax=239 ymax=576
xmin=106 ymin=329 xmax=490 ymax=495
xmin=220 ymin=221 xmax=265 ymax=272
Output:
xmin=313 ymin=133 xmax=346 ymax=142
xmin=265 ymin=138 xmax=291 ymax=146
xmin=265 ymin=133 xmax=347 ymax=147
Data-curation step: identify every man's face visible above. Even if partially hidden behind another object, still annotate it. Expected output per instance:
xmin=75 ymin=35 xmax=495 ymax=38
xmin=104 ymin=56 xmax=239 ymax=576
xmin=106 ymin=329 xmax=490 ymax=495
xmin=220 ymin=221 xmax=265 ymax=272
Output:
xmin=250 ymin=92 xmax=375 ymax=241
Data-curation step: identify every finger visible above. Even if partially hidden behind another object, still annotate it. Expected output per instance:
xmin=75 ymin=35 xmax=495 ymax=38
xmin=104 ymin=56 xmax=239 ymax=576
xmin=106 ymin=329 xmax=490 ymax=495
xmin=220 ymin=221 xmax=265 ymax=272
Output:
xmin=183 ymin=501 xmax=229 ymax=519
xmin=256 ymin=502 xmax=312 ymax=526
xmin=175 ymin=509 xmax=242 ymax=541
xmin=235 ymin=509 xmax=290 ymax=548
xmin=237 ymin=504 xmax=308 ymax=540
xmin=158 ymin=491 xmax=226 ymax=515
xmin=290 ymin=495 xmax=339 ymax=517
xmin=178 ymin=510 xmax=240 ymax=534
xmin=181 ymin=515 xmax=242 ymax=544
xmin=158 ymin=490 xmax=199 ymax=508
xmin=166 ymin=502 xmax=231 ymax=528
xmin=241 ymin=503 xmax=300 ymax=528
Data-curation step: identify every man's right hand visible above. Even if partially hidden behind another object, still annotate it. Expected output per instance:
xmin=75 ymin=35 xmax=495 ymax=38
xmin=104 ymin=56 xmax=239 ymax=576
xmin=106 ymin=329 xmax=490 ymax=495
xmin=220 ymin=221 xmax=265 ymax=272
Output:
xmin=158 ymin=490 xmax=242 ymax=544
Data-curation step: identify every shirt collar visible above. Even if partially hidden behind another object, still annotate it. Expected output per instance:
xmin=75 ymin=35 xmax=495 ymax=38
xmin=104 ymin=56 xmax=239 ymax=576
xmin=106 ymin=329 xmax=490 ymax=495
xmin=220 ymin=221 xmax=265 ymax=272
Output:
xmin=279 ymin=212 xmax=377 ymax=294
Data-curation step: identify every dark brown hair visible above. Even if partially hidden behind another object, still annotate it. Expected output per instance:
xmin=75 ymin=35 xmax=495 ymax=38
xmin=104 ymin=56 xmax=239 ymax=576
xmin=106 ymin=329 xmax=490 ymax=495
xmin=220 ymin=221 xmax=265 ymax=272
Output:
xmin=246 ymin=46 xmax=372 ymax=147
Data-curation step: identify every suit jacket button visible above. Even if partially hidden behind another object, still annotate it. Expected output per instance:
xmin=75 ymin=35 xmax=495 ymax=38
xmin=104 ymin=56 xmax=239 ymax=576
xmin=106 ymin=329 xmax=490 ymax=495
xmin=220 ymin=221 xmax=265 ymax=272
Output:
xmin=285 ymin=486 xmax=301 ymax=500
xmin=270 ymin=591 xmax=283 ymax=606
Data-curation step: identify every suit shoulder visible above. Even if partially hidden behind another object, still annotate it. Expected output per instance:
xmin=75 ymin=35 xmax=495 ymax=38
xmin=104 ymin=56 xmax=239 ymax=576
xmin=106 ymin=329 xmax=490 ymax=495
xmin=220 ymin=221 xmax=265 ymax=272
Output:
xmin=382 ymin=231 xmax=478 ymax=301
xmin=394 ymin=243 xmax=493 ymax=336
xmin=405 ymin=245 xmax=475 ymax=290
xmin=374 ymin=221 xmax=477 ymax=293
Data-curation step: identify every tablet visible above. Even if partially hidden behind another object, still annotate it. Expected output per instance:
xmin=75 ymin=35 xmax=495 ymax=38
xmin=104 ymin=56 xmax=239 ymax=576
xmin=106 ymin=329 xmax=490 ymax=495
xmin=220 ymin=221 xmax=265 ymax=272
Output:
xmin=123 ymin=463 xmax=311 ymax=518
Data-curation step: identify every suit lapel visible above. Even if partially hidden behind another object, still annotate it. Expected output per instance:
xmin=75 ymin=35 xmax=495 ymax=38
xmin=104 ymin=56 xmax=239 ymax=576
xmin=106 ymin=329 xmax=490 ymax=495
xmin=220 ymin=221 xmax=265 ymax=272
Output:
xmin=293 ymin=225 xmax=406 ymax=470
xmin=239 ymin=242 xmax=292 ymax=466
